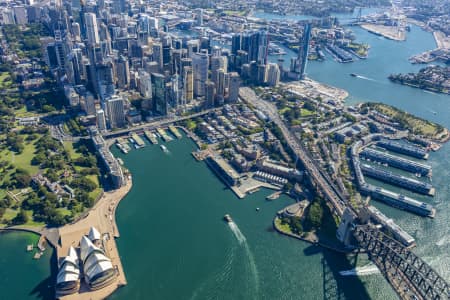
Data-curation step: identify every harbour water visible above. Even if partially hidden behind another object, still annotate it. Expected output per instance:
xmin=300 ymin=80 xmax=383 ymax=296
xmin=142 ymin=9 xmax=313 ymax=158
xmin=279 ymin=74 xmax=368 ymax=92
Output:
xmin=1 ymin=12 xmax=450 ymax=300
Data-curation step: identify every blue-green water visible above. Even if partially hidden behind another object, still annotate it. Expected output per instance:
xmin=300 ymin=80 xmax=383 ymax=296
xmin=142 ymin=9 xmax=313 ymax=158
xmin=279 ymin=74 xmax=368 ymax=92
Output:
xmin=0 ymin=231 xmax=55 ymax=300
xmin=1 ymin=13 xmax=450 ymax=300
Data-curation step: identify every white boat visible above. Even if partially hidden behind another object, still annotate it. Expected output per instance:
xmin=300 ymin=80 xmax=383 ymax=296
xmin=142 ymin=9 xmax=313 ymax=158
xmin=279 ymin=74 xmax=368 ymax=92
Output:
xmin=224 ymin=214 xmax=232 ymax=223
xmin=160 ymin=145 xmax=168 ymax=152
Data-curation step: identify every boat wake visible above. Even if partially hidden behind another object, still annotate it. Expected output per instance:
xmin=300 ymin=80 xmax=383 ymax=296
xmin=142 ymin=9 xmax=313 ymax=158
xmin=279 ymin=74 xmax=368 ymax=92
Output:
xmin=190 ymin=221 xmax=260 ymax=300
xmin=228 ymin=221 xmax=260 ymax=296
xmin=436 ymin=236 xmax=448 ymax=246
xmin=228 ymin=221 xmax=246 ymax=244
xmin=339 ymin=264 xmax=380 ymax=276
xmin=356 ymin=75 xmax=377 ymax=82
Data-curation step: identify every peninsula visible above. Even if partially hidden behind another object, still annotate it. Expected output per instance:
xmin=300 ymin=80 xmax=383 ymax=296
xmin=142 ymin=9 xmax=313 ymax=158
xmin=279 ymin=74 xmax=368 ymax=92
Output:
xmin=389 ymin=65 xmax=450 ymax=95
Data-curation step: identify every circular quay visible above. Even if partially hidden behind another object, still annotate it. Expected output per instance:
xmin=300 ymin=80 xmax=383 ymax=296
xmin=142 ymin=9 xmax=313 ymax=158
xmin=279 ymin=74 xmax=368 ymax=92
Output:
xmin=0 ymin=0 xmax=449 ymax=299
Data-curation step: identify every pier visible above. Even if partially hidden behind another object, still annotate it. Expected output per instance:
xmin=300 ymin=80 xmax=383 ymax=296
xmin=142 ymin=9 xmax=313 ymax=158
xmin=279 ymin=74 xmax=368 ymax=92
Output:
xmin=156 ymin=128 xmax=173 ymax=142
xmin=144 ymin=130 xmax=158 ymax=144
xmin=360 ymin=148 xmax=431 ymax=176
xmin=361 ymin=164 xmax=435 ymax=196
xmin=168 ymin=125 xmax=182 ymax=139
xmin=360 ymin=184 xmax=435 ymax=218
xmin=130 ymin=133 xmax=145 ymax=148
xmin=377 ymin=139 xmax=429 ymax=159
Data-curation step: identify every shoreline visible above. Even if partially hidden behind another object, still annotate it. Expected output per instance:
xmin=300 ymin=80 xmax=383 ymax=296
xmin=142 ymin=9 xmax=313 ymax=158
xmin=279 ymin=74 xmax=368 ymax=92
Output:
xmin=432 ymin=31 xmax=450 ymax=49
xmin=360 ymin=23 xmax=406 ymax=41
xmin=0 ymin=177 xmax=132 ymax=299
xmin=272 ymin=216 xmax=354 ymax=254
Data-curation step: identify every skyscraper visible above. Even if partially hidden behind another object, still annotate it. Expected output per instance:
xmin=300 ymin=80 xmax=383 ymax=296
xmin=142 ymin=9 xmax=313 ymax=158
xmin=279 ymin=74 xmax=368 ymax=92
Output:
xmin=84 ymin=13 xmax=99 ymax=46
xmin=228 ymin=72 xmax=240 ymax=103
xmin=210 ymin=56 xmax=227 ymax=86
xmin=205 ymin=81 xmax=216 ymax=108
xmin=192 ymin=51 xmax=209 ymax=97
xmin=291 ymin=23 xmax=311 ymax=80
xmin=151 ymin=73 xmax=167 ymax=116
xmin=106 ymin=95 xmax=126 ymax=128
xmin=267 ymin=63 xmax=280 ymax=87
xmin=183 ymin=66 xmax=194 ymax=103
xmin=96 ymin=109 xmax=107 ymax=132
xmin=152 ymin=42 xmax=163 ymax=71
xmin=232 ymin=30 xmax=268 ymax=65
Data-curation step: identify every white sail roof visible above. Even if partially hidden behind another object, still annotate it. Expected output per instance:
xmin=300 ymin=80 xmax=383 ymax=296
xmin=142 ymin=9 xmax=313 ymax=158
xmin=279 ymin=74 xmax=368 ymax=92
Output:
xmin=57 ymin=271 xmax=80 ymax=284
xmin=67 ymin=246 xmax=78 ymax=261
xmin=84 ymin=252 xmax=111 ymax=275
xmin=85 ymin=260 xmax=114 ymax=282
xmin=80 ymin=236 xmax=101 ymax=262
xmin=88 ymin=227 xmax=101 ymax=241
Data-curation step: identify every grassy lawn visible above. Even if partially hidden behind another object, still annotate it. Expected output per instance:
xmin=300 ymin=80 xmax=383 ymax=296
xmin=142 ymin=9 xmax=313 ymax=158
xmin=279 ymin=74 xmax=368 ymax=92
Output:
xmin=0 ymin=72 xmax=12 ymax=89
xmin=370 ymin=103 xmax=442 ymax=137
xmin=275 ymin=218 xmax=293 ymax=234
xmin=300 ymin=108 xmax=314 ymax=117
xmin=63 ymin=141 xmax=82 ymax=160
xmin=278 ymin=107 xmax=291 ymax=114
xmin=10 ymin=139 xmax=39 ymax=175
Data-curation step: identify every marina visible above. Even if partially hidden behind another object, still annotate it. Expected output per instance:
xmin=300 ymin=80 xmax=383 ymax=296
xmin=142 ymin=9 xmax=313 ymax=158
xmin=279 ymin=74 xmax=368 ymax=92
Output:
xmin=360 ymin=148 xmax=431 ymax=176
xmin=360 ymin=164 xmax=435 ymax=196
xmin=144 ymin=130 xmax=158 ymax=144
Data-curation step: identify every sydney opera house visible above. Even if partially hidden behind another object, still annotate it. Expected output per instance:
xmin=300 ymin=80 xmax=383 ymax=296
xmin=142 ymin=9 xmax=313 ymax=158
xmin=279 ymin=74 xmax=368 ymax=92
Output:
xmin=56 ymin=227 xmax=116 ymax=297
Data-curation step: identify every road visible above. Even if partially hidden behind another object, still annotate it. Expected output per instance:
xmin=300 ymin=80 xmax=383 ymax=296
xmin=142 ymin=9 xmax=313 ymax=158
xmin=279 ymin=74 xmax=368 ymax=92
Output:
xmin=102 ymin=108 xmax=220 ymax=139
xmin=239 ymin=87 xmax=346 ymax=216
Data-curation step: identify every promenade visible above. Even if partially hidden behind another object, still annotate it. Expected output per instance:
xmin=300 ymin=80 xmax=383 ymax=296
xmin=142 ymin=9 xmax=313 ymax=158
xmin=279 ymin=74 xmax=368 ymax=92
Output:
xmin=57 ymin=179 xmax=132 ymax=300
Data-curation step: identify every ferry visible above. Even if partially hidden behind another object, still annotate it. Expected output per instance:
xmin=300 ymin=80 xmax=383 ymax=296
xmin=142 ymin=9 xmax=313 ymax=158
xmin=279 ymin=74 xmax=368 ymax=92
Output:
xmin=223 ymin=214 xmax=232 ymax=223
xmin=160 ymin=144 xmax=168 ymax=152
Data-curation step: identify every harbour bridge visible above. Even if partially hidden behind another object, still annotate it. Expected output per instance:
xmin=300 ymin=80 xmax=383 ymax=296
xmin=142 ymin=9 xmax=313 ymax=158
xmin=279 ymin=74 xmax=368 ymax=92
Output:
xmin=239 ymin=87 xmax=450 ymax=300
xmin=289 ymin=124 xmax=449 ymax=300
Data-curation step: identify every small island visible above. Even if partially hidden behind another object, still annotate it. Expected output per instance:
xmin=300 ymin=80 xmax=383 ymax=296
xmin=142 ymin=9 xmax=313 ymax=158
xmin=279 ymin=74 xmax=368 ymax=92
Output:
xmin=388 ymin=65 xmax=450 ymax=95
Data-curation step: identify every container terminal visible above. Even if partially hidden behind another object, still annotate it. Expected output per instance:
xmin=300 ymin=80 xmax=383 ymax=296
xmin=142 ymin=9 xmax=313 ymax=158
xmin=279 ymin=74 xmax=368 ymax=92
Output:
xmin=144 ymin=130 xmax=158 ymax=144
xmin=360 ymin=148 xmax=432 ymax=176
xmin=366 ymin=205 xmax=416 ymax=248
xmin=130 ymin=133 xmax=145 ymax=148
xmin=377 ymin=139 xmax=429 ymax=159
xmin=360 ymin=164 xmax=435 ymax=196
xmin=168 ymin=125 xmax=182 ymax=139
xmin=351 ymin=141 xmax=435 ymax=218
xmin=156 ymin=128 xmax=173 ymax=142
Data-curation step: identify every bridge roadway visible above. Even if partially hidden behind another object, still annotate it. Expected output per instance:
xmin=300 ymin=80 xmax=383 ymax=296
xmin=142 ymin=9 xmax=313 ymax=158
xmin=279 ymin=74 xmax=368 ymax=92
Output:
xmin=239 ymin=87 xmax=450 ymax=300
xmin=102 ymin=108 xmax=219 ymax=139
xmin=239 ymin=87 xmax=346 ymax=216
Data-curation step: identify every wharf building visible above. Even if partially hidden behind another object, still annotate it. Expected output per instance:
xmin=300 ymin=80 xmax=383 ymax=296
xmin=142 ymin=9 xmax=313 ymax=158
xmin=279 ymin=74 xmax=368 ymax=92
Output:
xmin=350 ymin=140 xmax=435 ymax=218
xmin=360 ymin=148 xmax=431 ymax=176
xmin=256 ymin=158 xmax=303 ymax=182
xmin=91 ymin=128 xmax=126 ymax=188
xmin=205 ymin=156 xmax=242 ymax=187
xmin=377 ymin=139 xmax=429 ymax=159
xmin=365 ymin=205 xmax=415 ymax=247
xmin=360 ymin=164 xmax=435 ymax=196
